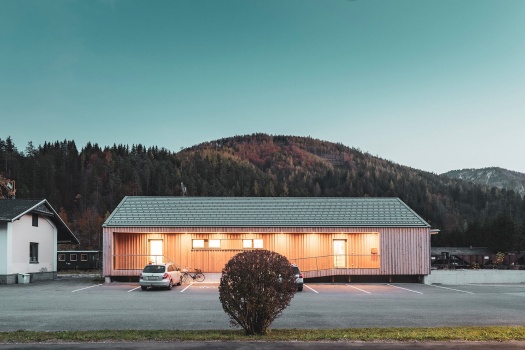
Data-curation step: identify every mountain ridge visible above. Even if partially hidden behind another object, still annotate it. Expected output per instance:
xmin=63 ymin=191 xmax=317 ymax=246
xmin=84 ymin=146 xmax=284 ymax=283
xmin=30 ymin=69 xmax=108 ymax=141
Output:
xmin=443 ymin=167 xmax=525 ymax=198
xmin=1 ymin=133 xmax=525 ymax=252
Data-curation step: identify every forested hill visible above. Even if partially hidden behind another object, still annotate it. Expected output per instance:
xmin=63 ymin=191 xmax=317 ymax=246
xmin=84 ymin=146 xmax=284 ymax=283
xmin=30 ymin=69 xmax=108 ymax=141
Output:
xmin=1 ymin=133 xmax=524 ymax=252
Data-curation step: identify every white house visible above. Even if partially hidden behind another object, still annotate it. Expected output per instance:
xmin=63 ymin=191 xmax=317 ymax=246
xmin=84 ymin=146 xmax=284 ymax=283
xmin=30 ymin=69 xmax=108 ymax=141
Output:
xmin=0 ymin=199 xmax=79 ymax=284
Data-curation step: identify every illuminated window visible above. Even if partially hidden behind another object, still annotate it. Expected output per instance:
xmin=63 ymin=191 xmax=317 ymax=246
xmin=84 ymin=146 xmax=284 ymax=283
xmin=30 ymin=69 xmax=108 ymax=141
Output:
xmin=192 ymin=240 xmax=205 ymax=249
xmin=81 ymin=254 xmax=88 ymax=261
xmin=242 ymin=239 xmax=263 ymax=249
xmin=70 ymin=254 xmax=77 ymax=262
xmin=209 ymin=239 xmax=221 ymax=248
xmin=58 ymin=254 xmax=65 ymax=261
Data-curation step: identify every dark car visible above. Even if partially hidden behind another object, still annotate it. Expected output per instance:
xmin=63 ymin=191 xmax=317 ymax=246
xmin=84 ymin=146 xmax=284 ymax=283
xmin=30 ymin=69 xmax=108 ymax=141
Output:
xmin=292 ymin=264 xmax=304 ymax=291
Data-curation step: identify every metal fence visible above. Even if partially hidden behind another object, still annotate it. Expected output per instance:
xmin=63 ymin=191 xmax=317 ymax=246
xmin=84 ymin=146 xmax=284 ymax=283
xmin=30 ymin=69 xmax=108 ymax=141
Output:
xmin=113 ymin=255 xmax=180 ymax=270
xmin=289 ymin=254 xmax=380 ymax=272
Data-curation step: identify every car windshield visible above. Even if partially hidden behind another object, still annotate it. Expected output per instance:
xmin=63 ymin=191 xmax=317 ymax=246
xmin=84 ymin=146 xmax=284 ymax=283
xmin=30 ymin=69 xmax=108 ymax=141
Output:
xmin=143 ymin=265 xmax=165 ymax=273
xmin=292 ymin=266 xmax=300 ymax=274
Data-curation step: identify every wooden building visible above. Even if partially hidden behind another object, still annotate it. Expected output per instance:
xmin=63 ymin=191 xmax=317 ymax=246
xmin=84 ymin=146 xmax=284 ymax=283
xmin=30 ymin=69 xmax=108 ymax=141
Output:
xmin=102 ymin=197 xmax=432 ymax=282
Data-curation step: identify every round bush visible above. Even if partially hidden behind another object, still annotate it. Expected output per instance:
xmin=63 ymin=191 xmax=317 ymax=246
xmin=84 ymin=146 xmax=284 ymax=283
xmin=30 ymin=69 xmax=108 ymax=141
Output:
xmin=218 ymin=249 xmax=297 ymax=335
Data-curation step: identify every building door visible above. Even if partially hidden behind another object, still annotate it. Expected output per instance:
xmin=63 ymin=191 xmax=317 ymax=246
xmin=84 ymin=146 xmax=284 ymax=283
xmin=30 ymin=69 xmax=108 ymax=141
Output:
xmin=149 ymin=240 xmax=163 ymax=264
xmin=333 ymin=239 xmax=346 ymax=267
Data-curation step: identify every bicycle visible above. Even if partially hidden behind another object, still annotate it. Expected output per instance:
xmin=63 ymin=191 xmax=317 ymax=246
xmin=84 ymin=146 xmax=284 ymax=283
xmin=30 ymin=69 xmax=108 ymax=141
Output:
xmin=181 ymin=267 xmax=205 ymax=283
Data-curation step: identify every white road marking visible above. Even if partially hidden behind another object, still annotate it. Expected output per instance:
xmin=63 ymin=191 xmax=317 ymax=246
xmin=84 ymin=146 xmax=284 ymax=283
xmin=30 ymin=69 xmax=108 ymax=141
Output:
xmin=71 ymin=284 xmax=103 ymax=293
xmin=428 ymin=284 xmax=475 ymax=294
xmin=345 ymin=284 xmax=371 ymax=294
xmin=304 ymin=284 xmax=318 ymax=293
xmin=127 ymin=286 xmax=141 ymax=292
xmin=386 ymin=284 xmax=423 ymax=294
xmin=180 ymin=283 xmax=194 ymax=293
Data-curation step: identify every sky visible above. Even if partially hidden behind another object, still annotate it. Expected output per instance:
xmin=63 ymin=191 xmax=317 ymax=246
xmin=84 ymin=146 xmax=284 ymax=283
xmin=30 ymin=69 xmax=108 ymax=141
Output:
xmin=1 ymin=0 xmax=525 ymax=175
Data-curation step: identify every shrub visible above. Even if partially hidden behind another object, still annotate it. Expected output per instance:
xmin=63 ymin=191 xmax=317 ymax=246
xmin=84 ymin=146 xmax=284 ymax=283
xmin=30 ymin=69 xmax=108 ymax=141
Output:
xmin=218 ymin=250 xmax=297 ymax=335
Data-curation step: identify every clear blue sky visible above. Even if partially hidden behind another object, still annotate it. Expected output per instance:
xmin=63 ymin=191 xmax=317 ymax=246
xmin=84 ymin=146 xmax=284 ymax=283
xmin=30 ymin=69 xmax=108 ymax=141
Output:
xmin=1 ymin=0 xmax=524 ymax=174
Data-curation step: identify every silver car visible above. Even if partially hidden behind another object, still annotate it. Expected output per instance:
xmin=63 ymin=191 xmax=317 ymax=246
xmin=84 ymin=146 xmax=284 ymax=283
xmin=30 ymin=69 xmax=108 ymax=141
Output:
xmin=139 ymin=263 xmax=181 ymax=290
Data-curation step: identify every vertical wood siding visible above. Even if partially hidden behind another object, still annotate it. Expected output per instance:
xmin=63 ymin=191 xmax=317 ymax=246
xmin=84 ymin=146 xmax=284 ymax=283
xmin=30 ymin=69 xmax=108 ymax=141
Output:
xmin=103 ymin=227 xmax=430 ymax=277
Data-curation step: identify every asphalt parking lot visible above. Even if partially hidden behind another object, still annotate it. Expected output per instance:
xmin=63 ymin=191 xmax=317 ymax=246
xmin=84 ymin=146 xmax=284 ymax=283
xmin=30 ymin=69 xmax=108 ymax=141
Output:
xmin=2 ymin=278 xmax=525 ymax=331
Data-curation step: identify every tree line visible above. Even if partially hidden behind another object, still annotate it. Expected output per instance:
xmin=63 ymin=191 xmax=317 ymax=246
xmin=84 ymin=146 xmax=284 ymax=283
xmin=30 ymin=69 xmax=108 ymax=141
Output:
xmin=1 ymin=133 xmax=524 ymax=252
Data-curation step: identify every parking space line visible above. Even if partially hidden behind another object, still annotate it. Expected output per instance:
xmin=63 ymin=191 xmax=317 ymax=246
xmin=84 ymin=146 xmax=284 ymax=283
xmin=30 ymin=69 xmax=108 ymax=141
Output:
xmin=304 ymin=284 xmax=318 ymax=293
xmin=428 ymin=284 xmax=474 ymax=294
xmin=127 ymin=286 xmax=141 ymax=292
xmin=71 ymin=284 xmax=103 ymax=293
xmin=180 ymin=283 xmax=194 ymax=293
xmin=386 ymin=284 xmax=423 ymax=294
xmin=345 ymin=284 xmax=371 ymax=294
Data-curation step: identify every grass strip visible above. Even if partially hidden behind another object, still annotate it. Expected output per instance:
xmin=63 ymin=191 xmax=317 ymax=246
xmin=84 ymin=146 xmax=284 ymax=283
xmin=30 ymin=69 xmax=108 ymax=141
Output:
xmin=2 ymin=327 xmax=525 ymax=343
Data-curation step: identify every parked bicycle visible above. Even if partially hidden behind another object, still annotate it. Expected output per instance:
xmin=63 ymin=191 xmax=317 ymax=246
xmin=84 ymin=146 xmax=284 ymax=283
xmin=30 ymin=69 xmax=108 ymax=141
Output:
xmin=181 ymin=267 xmax=205 ymax=283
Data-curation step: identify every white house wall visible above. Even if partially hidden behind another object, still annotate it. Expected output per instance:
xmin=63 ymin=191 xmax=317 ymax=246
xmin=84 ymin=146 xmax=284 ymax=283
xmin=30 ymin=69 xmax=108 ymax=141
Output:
xmin=0 ymin=222 xmax=9 ymax=275
xmin=10 ymin=214 xmax=56 ymax=275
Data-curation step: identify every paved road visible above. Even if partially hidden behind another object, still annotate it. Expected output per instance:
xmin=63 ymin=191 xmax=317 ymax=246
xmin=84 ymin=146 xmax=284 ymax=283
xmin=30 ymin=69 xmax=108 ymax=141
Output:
xmin=2 ymin=278 xmax=525 ymax=331
xmin=3 ymin=278 xmax=525 ymax=348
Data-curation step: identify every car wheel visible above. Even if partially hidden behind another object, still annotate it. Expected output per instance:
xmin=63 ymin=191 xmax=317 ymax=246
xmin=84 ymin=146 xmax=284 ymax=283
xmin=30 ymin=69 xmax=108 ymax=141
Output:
xmin=177 ymin=277 xmax=182 ymax=286
xmin=141 ymin=286 xmax=148 ymax=291
xmin=298 ymin=286 xmax=303 ymax=291
xmin=167 ymin=280 xmax=173 ymax=290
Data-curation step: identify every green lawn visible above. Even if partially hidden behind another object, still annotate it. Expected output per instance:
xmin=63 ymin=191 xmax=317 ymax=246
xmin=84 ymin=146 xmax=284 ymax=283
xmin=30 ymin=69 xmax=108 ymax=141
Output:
xmin=2 ymin=327 xmax=525 ymax=343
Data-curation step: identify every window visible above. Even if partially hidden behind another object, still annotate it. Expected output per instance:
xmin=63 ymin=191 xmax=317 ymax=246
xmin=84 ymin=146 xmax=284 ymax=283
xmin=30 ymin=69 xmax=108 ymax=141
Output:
xmin=32 ymin=214 xmax=38 ymax=227
xmin=143 ymin=265 xmax=165 ymax=273
xmin=208 ymin=239 xmax=221 ymax=249
xmin=192 ymin=240 xmax=205 ymax=249
xmin=191 ymin=238 xmax=262 ymax=250
xmin=81 ymin=254 xmax=88 ymax=261
xmin=58 ymin=254 xmax=65 ymax=261
xmin=243 ymin=239 xmax=264 ymax=249
xmin=254 ymin=239 xmax=263 ymax=248
xmin=29 ymin=242 xmax=39 ymax=263
xmin=193 ymin=239 xmax=221 ymax=249
xmin=243 ymin=239 xmax=252 ymax=248
xmin=70 ymin=254 xmax=77 ymax=262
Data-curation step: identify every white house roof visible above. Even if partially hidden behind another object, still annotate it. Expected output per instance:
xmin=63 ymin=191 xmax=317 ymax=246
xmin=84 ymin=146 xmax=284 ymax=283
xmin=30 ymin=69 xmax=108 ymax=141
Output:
xmin=103 ymin=197 xmax=430 ymax=228
xmin=0 ymin=199 xmax=80 ymax=244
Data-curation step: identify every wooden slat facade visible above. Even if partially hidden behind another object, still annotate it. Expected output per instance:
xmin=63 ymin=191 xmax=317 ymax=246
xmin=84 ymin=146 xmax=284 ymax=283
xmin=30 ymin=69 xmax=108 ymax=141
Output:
xmin=103 ymin=226 xmax=430 ymax=278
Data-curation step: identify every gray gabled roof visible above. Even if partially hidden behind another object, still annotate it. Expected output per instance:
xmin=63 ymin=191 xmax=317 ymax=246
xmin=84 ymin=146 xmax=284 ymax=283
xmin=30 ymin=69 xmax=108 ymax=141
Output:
xmin=0 ymin=199 xmax=80 ymax=244
xmin=103 ymin=197 xmax=430 ymax=228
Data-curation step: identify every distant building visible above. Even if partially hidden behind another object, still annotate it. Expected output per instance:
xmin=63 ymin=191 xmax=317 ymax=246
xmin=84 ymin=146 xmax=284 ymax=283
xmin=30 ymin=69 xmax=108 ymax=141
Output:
xmin=0 ymin=199 xmax=79 ymax=284
xmin=103 ymin=197 xmax=434 ymax=283
xmin=431 ymin=247 xmax=525 ymax=269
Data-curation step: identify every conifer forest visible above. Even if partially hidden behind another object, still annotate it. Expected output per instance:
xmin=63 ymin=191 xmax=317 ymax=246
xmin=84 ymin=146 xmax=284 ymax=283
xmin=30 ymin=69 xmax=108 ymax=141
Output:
xmin=1 ymin=133 xmax=524 ymax=252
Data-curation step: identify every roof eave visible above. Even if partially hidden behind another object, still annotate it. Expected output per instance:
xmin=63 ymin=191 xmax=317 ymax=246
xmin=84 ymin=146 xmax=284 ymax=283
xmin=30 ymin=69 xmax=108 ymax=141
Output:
xmin=9 ymin=199 xmax=47 ymax=222
xmin=104 ymin=224 xmax=430 ymax=228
